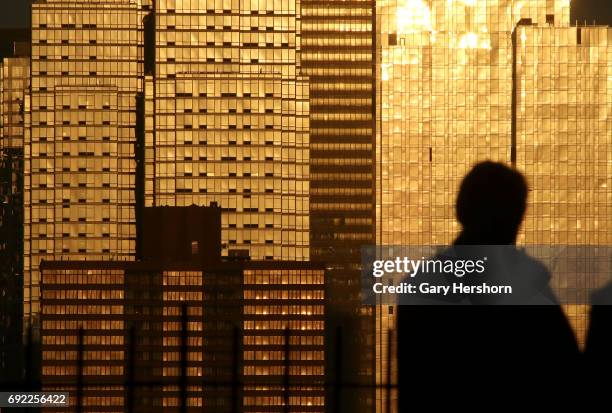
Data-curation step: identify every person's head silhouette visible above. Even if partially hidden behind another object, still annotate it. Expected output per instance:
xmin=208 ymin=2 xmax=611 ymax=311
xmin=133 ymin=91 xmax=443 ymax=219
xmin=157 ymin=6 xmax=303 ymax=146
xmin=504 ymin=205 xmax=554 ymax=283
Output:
xmin=455 ymin=161 xmax=528 ymax=245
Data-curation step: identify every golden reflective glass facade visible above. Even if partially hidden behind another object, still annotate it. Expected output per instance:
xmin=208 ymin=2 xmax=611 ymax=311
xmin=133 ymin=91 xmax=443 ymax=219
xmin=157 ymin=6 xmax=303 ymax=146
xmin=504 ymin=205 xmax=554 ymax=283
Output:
xmin=517 ymin=25 xmax=612 ymax=245
xmin=516 ymin=25 xmax=612 ymax=340
xmin=25 ymin=0 xmax=144 ymax=332
xmin=375 ymin=1 xmax=607 ymax=412
xmin=377 ymin=0 xmax=570 ymax=248
xmin=146 ymin=0 xmax=310 ymax=260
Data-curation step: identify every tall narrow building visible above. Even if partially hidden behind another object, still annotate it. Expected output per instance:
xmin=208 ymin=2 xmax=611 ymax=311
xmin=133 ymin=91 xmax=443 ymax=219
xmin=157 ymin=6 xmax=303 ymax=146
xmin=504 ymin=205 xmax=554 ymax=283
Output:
xmin=299 ymin=2 xmax=377 ymax=411
xmin=26 ymin=0 xmax=145 ymax=340
xmin=146 ymin=0 xmax=310 ymax=261
xmin=0 ymin=51 xmax=30 ymax=383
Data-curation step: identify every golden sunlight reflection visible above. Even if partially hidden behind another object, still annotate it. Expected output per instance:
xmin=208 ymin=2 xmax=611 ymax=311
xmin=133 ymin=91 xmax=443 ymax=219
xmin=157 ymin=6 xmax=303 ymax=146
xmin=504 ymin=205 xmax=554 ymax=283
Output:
xmin=457 ymin=32 xmax=492 ymax=49
xmin=393 ymin=0 xmax=494 ymax=50
xmin=396 ymin=0 xmax=432 ymax=34
xmin=458 ymin=32 xmax=479 ymax=48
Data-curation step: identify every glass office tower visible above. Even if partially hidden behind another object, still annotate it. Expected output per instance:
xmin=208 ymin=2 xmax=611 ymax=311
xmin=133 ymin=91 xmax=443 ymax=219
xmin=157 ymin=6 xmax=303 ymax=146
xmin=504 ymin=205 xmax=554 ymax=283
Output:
xmin=377 ymin=0 xmax=570 ymax=247
xmin=515 ymin=24 xmax=612 ymax=340
xmin=299 ymin=2 xmax=377 ymax=411
xmin=146 ymin=0 xmax=310 ymax=261
xmin=26 ymin=0 xmax=145 ymax=337
xmin=374 ymin=1 xmax=608 ymax=412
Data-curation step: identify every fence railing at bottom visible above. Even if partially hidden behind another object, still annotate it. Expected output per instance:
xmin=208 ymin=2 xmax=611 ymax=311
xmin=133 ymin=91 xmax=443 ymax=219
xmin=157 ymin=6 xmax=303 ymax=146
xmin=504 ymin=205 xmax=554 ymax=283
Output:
xmin=2 ymin=304 xmax=397 ymax=413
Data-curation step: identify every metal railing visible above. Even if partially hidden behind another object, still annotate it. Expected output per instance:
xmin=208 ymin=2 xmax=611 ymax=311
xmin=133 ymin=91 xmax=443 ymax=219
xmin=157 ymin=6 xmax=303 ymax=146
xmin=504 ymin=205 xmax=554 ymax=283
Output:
xmin=3 ymin=305 xmax=396 ymax=413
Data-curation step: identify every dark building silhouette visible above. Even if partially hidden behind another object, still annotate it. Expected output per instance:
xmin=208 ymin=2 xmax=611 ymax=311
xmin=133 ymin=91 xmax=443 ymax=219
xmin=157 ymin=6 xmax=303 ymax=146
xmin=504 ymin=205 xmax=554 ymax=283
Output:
xmin=0 ymin=29 xmax=30 ymax=60
xmin=0 ymin=0 xmax=31 ymax=29
xmin=0 ymin=147 xmax=24 ymax=385
xmin=139 ymin=204 xmax=222 ymax=266
xmin=0 ymin=40 xmax=30 ymax=385
xmin=571 ymin=0 xmax=612 ymax=25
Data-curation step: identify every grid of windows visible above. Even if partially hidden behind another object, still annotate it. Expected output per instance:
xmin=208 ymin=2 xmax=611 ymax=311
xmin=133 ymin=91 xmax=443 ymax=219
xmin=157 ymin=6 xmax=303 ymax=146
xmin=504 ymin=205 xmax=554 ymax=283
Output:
xmin=301 ymin=0 xmax=375 ymax=249
xmin=148 ymin=0 xmax=310 ymax=261
xmin=1 ymin=57 xmax=30 ymax=149
xmin=161 ymin=270 xmax=205 ymax=409
xmin=243 ymin=269 xmax=325 ymax=413
xmin=516 ymin=25 xmax=612 ymax=342
xmin=299 ymin=2 xmax=376 ymax=411
xmin=40 ymin=263 xmax=325 ymax=413
xmin=40 ymin=268 xmax=126 ymax=413
xmin=25 ymin=0 xmax=144 ymax=337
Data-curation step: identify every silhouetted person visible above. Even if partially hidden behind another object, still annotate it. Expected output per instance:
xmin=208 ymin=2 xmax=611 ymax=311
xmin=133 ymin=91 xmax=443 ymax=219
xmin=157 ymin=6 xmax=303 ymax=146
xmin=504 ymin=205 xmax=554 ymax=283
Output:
xmin=397 ymin=162 xmax=578 ymax=409
xmin=454 ymin=161 xmax=527 ymax=245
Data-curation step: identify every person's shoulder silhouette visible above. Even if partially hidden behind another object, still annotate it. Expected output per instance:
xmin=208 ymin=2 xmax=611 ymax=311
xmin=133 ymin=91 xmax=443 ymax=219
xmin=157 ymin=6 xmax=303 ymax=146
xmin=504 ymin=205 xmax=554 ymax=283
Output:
xmin=397 ymin=162 xmax=578 ymax=408
xmin=586 ymin=283 xmax=612 ymax=363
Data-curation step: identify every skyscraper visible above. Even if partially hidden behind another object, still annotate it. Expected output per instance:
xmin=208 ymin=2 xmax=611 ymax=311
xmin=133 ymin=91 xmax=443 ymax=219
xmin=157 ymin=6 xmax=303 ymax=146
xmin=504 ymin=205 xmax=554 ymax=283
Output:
xmin=515 ymin=23 xmax=612 ymax=340
xmin=377 ymin=0 xmax=571 ymax=248
xmin=146 ymin=0 xmax=310 ymax=261
xmin=39 ymin=205 xmax=325 ymax=413
xmin=0 ymin=51 xmax=29 ymax=383
xmin=26 ymin=0 xmax=145 ymax=338
xmin=375 ymin=1 xmax=607 ymax=411
xmin=299 ymin=2 xmax=377 ymax=410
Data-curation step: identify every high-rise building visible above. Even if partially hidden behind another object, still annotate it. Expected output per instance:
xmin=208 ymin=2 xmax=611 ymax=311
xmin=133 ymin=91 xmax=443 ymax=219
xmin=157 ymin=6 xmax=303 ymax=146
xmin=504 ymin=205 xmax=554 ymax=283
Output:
xmin=375 ymin=1 xmax=608 ymax=411
xmin=146 ymin=0 xmax=310 ymax=261
xmin=516 ymin=25 xmax=612 ymax=245
xmin=0 ymin=51 xmax=30 ymax=383
xmin=299 ymin=2 xmax=377 ymax=410
xmin=25 ymin=0 xmax=145 ymax=339
xmin=515 ymin=23 xmax=612 ymax=340
xmin=377 ymin=0 xmax=571 ymax=248
xmin=40 ymin=206 xmax=325 ymax=413
xmin=40 ymin=261 xmax=326 ymax=413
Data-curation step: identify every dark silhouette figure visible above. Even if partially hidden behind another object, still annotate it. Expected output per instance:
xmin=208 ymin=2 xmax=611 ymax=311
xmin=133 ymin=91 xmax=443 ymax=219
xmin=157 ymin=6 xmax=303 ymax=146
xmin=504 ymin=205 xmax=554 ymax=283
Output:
xmin=585 ymin=284 xmax=612 ymax=364
xmin=397 ymin=162 xmax=579 ymax=409
xmin=455 ymin=161 xmax=527 ymax=245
